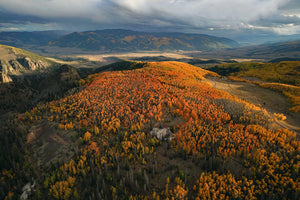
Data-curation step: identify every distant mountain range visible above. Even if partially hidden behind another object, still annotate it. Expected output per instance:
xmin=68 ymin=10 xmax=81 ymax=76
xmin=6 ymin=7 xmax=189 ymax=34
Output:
xmin=244 ymin=40 xmax=300 ymax=56
xmin=199 ymin=40 xmax=300 ymax=60
xmin=0 ymin=29 xmax=299 ymax=59
xmin=0 ymin=30 xmax=66 ymax=47
xmin=0 ymin=29 xmax=239 ymax=53
xmin=48 ymin=29 xmax=239 ymax=51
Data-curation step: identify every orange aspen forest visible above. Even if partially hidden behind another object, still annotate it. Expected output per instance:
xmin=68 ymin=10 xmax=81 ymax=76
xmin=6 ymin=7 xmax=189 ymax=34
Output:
xmin=1 ymin=0 xmax=300 ymax=199
xmin=2 ymin=61 xmax=298 ymax=199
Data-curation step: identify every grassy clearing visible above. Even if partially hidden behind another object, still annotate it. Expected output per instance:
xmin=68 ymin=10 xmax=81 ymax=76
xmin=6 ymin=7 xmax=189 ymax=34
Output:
xmin=207 ymin=61 xmax=300 ymax=113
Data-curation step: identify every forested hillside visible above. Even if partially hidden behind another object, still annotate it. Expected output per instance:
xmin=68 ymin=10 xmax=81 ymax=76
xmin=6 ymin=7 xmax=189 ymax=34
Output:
xmin=207 ymin=61 xmax=300 ymax=86
xmin=49 ymin=29 xmax=239 ymax=52
xmin=1 ymin=61 xmax=299 ymax=199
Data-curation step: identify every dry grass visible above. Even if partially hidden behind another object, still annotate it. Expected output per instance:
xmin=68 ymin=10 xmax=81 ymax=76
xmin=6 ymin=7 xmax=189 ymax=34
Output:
xmin=206 ymin=76 xmax=300 ymax=132
xmin=76 ymin=52 xmax=194 ymax=62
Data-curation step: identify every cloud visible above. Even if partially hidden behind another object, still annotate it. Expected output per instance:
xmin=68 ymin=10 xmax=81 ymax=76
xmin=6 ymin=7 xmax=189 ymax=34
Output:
xmin=0 ymin=22 xmax=62 ymax=32
xmin=0 ymin=0 xmax=286 ymax=24
xmin=271 ymin=24 xmax=300 ymax=35
xmin=0 ymin=10 xmax=48 ymax=24
xmin=280 ymin=0 xmax=300 ymax=14
xmin=0 ymin=0 xmax=299 ymax=35
xmin=0 ymin=0 xmax=102 ymax=19
xmin=111 ymin=0 xmax=286 ymax=27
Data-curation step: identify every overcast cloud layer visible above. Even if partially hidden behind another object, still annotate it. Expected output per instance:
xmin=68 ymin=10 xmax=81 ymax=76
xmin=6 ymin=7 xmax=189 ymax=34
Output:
xmin=0 ymin=0 xmax=300 ymax=37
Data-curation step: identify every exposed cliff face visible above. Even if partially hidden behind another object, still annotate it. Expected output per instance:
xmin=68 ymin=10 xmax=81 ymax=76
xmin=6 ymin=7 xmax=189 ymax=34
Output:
xmin=17 ymin=57 xmax=49 ymax=71
xmin=0 ymin=72 xmax=12 ymax=83
xmin=0 ymin=44 xmax=54 ymax=82
xmin=0 ymin=57 xmax=50 ymax=75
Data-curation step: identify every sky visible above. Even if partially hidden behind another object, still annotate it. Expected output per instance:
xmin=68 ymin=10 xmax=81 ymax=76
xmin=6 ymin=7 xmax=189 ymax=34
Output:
xmin=0 ymin=0 xmax=300 ymax=43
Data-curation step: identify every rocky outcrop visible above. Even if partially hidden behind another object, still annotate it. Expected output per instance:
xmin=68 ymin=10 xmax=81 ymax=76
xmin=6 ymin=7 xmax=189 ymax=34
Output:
xmin=17 ymin=57 xmax=49 ymax=71
xmin=150 ymin=128 xmax=174 ymax=140
xmin=0 ymin=60 xmax=10 ymax=74
xmin=0 ymin=72 xmax=12 ymax=83
xmin=9 ymin=59 xmax=26 ymax=73
xmin=20 ymin=181 xmax=36 ymax=200
xmin=0 ymin=44 xmax=55 ymax=84
xmin=0 ymin=57 xmax=50 ymax=75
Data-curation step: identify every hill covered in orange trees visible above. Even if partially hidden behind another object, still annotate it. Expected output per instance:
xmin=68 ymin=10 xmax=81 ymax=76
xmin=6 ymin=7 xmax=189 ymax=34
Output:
xmin=1 ymin=61 xmax=299 ymax=199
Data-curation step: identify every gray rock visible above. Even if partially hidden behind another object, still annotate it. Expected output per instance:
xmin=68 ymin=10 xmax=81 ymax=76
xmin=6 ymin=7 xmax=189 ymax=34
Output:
xmin=0 ymin=72 xmax=12 ymax=83
xmin=20 ymin=181 xmax=36 ymax=200
xmin=150 ymin=128 xmax=174 ymax=141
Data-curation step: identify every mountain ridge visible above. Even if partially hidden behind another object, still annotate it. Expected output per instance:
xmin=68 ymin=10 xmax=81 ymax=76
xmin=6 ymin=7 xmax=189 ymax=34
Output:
xmin=198 ymin=39 xmax=300 ymax=60
xmin=0 ymin=30 xmax=67 ymax=47
xmin=48 ymin=29 xmax=239 ymax=52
